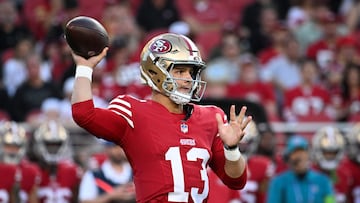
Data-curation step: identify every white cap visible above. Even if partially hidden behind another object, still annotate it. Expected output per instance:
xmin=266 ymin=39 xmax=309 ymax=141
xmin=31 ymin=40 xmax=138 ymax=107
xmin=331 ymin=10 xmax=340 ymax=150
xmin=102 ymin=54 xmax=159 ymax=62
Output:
xmin=63 ymin=77 xmax=75 ymax=95
xmin=169 ymin=21 xmax=190 ymax=36
xmin=41 ymin=98 xmax=61 ymax=113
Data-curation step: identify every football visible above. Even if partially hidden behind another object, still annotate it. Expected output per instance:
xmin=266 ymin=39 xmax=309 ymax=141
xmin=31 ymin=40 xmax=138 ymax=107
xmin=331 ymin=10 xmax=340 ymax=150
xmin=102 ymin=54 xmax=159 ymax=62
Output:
xmin=64 ymin=16 xmax=109 ymax=59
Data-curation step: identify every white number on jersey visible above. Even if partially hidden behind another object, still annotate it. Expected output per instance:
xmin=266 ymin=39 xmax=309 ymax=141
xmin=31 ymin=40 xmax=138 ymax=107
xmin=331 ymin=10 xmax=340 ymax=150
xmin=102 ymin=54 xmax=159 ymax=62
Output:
xmin=38 ymin=187 xmax=71 ymax=203
xmin=165 ymin=147 xmax=210 ymax=203
xmin=239 ymin=180 xmax=258 ymax=203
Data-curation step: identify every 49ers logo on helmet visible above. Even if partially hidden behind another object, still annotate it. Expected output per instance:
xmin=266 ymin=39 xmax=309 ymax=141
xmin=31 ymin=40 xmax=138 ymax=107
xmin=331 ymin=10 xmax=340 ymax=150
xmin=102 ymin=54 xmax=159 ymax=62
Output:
xmin=150 ymin=39 xmax=172 ymax=53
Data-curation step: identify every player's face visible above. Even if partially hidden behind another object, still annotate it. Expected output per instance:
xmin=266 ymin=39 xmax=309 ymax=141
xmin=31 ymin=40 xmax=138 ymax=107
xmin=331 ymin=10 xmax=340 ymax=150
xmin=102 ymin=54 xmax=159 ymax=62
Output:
xmin=288 ymin=149 xmax=309 ymax=174
xmin=3 ymin=144 xmax=21 ymax=159
xmin=170 ymin=65 xmax=195 ymax=95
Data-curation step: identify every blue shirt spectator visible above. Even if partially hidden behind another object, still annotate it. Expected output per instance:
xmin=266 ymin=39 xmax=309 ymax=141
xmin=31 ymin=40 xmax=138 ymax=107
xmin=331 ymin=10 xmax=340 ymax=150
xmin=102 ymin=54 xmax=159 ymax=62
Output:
xmin=267 ymin=135 xmax=335 ymax=203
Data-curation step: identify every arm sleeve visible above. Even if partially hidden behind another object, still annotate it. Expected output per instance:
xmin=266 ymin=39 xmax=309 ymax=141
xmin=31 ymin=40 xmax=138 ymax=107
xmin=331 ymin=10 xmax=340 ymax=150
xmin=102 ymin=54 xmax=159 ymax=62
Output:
xmin=209 ymin=136 xmax=247 ymax=190
xmin=72 ymin=100 xmax=129 ymax=145
xmin=78 ymin=171 xmax=98 ymax=201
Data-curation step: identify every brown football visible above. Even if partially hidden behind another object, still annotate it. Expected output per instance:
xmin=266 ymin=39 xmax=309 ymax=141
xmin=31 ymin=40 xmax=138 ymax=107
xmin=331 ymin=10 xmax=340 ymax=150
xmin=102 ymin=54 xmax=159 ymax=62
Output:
xmin=64 ymin=16 xmax=109 ymax=59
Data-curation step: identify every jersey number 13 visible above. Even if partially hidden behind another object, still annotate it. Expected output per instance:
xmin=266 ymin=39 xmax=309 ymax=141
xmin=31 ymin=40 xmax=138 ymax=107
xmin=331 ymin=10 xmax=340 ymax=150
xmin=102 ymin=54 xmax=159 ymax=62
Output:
xmin=165 ymin=147 xmax=210 ymax=203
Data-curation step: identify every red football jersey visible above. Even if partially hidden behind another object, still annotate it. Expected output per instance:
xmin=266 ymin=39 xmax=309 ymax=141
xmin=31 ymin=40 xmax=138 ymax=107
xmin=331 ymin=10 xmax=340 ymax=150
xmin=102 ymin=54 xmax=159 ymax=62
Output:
xmin=341 ymin=157 xmax=360 ymax=203
xmin=0 ymin=161 xmax=40 ymax=203
xmin=207 ymin=155 xmax=274 ymax=203
xmin=237 ymin=155 xmax=274 ymax=203
xmin=38 ymin=160 xmax=81 ymax=203
xmin=72 ymin=95 xmax=247 ymax=203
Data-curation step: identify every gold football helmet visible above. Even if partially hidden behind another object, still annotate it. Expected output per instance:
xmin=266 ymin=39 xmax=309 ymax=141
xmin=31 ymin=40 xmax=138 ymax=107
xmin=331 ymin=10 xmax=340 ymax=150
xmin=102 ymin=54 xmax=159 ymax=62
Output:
xmin=312 ymin=126 xmax=345 ymax=170
xmin=140 ymin=33 xmax=207 ymax=104
xmin=0 ymin=121 xmax=27 ymax=164
xmin=33 ymin=120 xmax=72 ymax=164
xmin=346 ymin=123 xmax=360 ymax=163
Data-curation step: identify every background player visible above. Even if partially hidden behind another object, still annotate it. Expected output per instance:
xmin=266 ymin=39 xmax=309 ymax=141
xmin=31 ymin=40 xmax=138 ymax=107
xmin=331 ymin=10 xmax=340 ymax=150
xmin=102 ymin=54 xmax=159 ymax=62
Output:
xmin=207 ymin=120 xmax=275 ymax=203
xmin=31 ymin=120 xmax=81 ymax=203
xmin=0 ymin=121 xmax=40 ymax=203
xmin=343 ymin=124 xmax=360 ymax=203
xmin=71 ymin=32 xmax=252 ymax=202
xmin=311 ymin=126 xmax=351 ymax=203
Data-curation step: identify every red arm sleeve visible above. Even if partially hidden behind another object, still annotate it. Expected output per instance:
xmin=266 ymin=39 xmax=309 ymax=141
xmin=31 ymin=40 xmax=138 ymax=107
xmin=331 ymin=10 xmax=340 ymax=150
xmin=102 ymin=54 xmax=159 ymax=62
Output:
xmin=209 ymin=135 xmax=247 ymax=190
xmin=72 ymin=100 xmax=129 ymax=145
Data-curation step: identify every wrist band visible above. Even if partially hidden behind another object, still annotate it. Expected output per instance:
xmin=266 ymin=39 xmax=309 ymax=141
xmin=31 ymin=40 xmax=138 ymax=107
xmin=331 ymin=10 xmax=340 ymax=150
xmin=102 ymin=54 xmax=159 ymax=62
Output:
xmin=224 ymin=146 xmax=241 ymax=161
xmin=75 ymin=65 xmax=93 ymax=81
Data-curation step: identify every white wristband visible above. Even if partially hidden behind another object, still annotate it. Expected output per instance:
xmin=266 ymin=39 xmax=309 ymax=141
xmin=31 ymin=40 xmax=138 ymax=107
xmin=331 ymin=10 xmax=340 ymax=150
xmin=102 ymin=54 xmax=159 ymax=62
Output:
xmin=75 ymin=65 xmax=93 ymax=81
xmin=224 ymin=146 xmax=241 ymax=161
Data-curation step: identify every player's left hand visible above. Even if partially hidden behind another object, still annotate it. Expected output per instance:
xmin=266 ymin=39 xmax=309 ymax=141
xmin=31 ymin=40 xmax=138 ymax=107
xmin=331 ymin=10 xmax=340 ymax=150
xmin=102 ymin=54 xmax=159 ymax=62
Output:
xmin=216 ymin=105 xmax=252 ymax=148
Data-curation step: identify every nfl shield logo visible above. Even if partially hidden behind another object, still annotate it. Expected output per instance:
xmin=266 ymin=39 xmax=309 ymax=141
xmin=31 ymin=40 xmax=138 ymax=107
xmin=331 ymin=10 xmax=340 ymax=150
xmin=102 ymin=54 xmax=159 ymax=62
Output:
xmin=180 ymin=123 xmax=188 ymax=134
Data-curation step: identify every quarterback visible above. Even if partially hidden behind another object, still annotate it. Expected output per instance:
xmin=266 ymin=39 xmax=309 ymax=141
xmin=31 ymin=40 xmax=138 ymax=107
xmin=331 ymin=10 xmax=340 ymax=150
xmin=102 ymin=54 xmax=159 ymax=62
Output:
xmin=71 ymin=33 xmax=250 ymax=202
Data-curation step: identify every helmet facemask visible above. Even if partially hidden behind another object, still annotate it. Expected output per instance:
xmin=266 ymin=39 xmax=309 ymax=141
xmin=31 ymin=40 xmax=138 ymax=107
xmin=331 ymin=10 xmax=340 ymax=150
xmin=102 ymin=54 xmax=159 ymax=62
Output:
xmin=140 ymin=33 xmax=207 ymax=105
xmin=0 ymin=122 xmax=27 ymax=165
xmin=312 ymin=126 xmax=345 ymax=170
xmin=34 ymin=121 xmax=72 ymax=164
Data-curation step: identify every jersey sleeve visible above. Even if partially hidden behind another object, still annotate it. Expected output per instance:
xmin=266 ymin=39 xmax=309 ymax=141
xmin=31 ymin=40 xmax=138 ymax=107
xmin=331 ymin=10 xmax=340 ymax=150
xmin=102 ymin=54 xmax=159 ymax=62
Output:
xmin=72 ymin=97 xmax=131 ymax=145
xmin=208 ymin=107 xmax=247 ymax=190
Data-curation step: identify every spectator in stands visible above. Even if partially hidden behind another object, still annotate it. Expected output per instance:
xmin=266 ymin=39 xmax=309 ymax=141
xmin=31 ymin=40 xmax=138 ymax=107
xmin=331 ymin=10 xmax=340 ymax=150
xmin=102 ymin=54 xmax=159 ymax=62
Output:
xmin=2 ymin=36 xmax=34 ymax=97
xmin=78 ymin=141 xmax=135 ymax=203
xmin=206 ymin=31 xmax=243 ymax=83
xmin=136 ymin=0 xmax=180 ymax=33
xmin=311 ymin=126 xmax=351 ymax=203
xmin=10 ymin=53 xmax=62 ymax=122
xmin=267 ymin=135 xmax=336 ymax=203
xmin=22 ymin=0 xmax=65 ymax=40
xmin=0 ymin=121 xmax=41 ymax=203
xmin=102 ymin=2 xmax=140 ymax=58
xmin=31 ymin=121 xmax=81 ymax=203
xmin=240 ymin=0 xmax=277 ymax=54
xmin=283 ymin=58 xmax=334 ymax=122
xmin=260 ymin=34 xmax=302 ymax=114
xmin=0 ymin=0 xmax=31 ymax=55
xmin=226 ymin=53 xmax=279 ymax=120
xmin=306 ymin=9 xmax=343 ymax=65
xmin=339 ymin=63 xmax=360 ymax=121
xmin=343 ymin=124 xmax=360 ymax=203
xmin=286 ymin=1 xmax=324 ymax=55
xmin=176 ymin=0 xmax=227 ymax=59
xmin=257 ymin=22 xmax=290 ymax=66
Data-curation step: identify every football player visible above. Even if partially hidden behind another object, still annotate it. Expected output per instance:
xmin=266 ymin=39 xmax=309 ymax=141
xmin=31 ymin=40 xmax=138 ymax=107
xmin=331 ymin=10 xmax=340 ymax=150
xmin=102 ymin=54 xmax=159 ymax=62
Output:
xmin=32 ymin=120 xmax=81 ymax=203
xmin=0 ymin=121 xmax=40 ymax=203
xmin=71 ymin=33 xmax=251 ymax=202
xmin=311 ymin=126 xmax=351 ymax=203
xmin=342 ymin=124 xmax=360 ymax=203
xmin=207 ymin=121 xmax=275 ymax=203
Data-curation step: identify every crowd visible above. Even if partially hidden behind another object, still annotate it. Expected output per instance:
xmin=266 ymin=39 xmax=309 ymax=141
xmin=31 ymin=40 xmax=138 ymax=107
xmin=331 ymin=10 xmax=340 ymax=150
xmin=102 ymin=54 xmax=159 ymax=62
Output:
xmin=0 ymin=0 xmax=360 ymax=202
